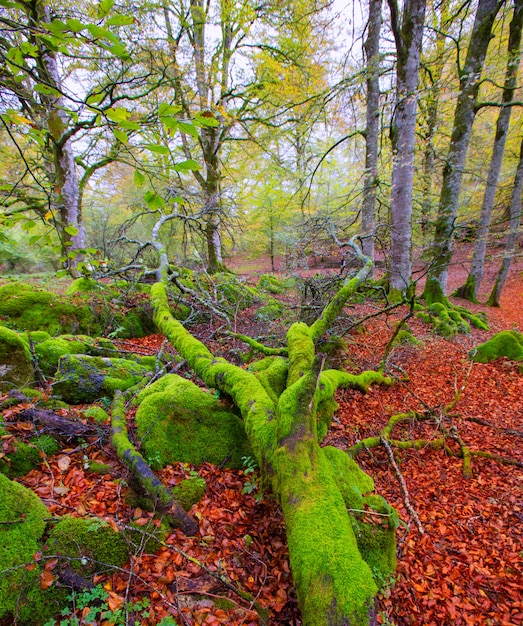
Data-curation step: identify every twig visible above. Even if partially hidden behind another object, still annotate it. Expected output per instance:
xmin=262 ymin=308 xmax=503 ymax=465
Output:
xmin=380 ymin=436 xmax=424 ymax=535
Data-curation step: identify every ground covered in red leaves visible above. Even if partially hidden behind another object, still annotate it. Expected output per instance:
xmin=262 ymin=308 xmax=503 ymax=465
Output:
xmin=2 ymin=257 xmax=523 ymax=625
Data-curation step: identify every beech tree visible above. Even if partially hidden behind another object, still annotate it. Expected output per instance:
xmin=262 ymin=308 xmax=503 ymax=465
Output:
xmin=423 ymin=0 xmax=504 ymax=302
xmin=456 ymin=0 xmax=523 ymax=302
xmin=387 ymin=0 xmax=427 ymax=296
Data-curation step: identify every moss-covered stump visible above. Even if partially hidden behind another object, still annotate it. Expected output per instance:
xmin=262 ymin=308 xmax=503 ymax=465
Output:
xmin=0 ymin=473 xmax=66 ymax=624
xmin=53 ymin=354 xmax=154 ymax=403
xmin=0 ymin=326 xmax=33 ymax=390
xmin=0 ymin=433 xmax=60 ymax=477
xmin=471 ymin=330 xmax=523 ymax=364
xmin=416 ymin=299 xmax=488 ymax=336
xmin=135 ymin=374 xmax=251 ymax=469
xmin=0 ymin=282 xmax=97 ymax=336
xmin=46 ymin=516 xmax=129 ymax=575
xmin=31 ymin=334 xmax=117 ymax=376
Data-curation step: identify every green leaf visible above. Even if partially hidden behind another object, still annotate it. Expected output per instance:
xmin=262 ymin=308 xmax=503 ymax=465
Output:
xmin=64 ymin=225 xmax=79 ymax=236
xmin=98 ymin=0 xmax=115 ymax=17
xmin=86 ymin=92 xmax=105 ymax=106
xmin=113 ymin=129 xmax=128 ymax=144
xmin=106 ymin=107 xmax=129 ymax=122
xmin=29 ymin=235 xmax=42 ymax=245
xmin=194 ymin=112 xmax=220 ymax=127
xmin=118 ymin=120 xmax=141 ymax=130
xmin=33 ymin=84 xmax=61 ymax=97
xmin=134 ymin=170 xmax=145 ymax=187
xmin=143 ymin=144 xmax=170 ymax=155
xmin=161 ymin=117 xmax=180 ymax=131
xmin=56 ymin=269 xmax=69 ymax=278
xmin=177 ymin=121 xmax=199 ymax=138
xmin=105 ymin=15 xmax=134 ymax=26
xmin=66 ymin=18 xmax=87 ymax=33
xmin=21 ymin=220 xmax=36 ymax=230
xmin=144 ymin=191 xmax=165 ymax=209
xmin=158 ymin=103 xmax=182 ymax=117
xmin=174 ymin=159 xmax=201 ymax=173
xmin=87 ymin=24 xmax=118 ymax=43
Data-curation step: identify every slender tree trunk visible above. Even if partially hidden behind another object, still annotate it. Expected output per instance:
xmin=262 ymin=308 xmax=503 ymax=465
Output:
xmin=361 ymin=0 xmax=382 ymax=268
xmin=29 ymin=0 xmax=85 ymax=275
xmin=419 ymin=0 xmax=450 ymax=237
xmin=456 ymin=0 xmax=523 ymax=302
xmin=488 ymin=136 xmax=523 ymax=305
xmin=424 ymin=0 xmax=503 ymax=302
xmin=387 ymin=0 xmax=427 ymax=296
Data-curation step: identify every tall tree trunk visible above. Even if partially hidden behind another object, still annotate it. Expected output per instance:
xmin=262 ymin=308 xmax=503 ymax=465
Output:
xmin=387 ymin=0 xmax=427 ymax=296
xmin=29 ymin=0 xmax=85 ymax=275
xmin=456 ymin=0 xmax=523 ymax=302
xmin=361 ymin=0 xmax=382 ymax=268
xmin=488 ymin=135 xmax=523 ymax=305
xmin=419 ymin=0 xmax=450 ymax=237
xmin=423 ymin=0 xmax=503 ymax=303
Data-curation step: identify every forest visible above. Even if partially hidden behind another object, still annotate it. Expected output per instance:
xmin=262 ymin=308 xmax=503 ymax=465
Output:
xmin=0 ymin=0 xmax=522 ymax=625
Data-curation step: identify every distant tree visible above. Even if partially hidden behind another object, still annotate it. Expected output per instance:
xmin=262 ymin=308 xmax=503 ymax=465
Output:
xmin=455 ymin=0 xmax=523 ymax=302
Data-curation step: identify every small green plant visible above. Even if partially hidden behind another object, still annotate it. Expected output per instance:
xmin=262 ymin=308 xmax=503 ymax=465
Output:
xmin=43 ymin=585 xmax=151 ymax=626
xmin=241 ymin=455 xmax=263 ymax=502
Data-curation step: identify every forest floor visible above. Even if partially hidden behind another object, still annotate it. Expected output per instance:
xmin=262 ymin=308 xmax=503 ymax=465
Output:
xmin=3 ymin=248 xmax=523 ymax=626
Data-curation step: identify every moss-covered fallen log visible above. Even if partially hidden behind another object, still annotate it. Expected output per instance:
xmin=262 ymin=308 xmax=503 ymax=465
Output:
xmin=110 ymin=390 xmax=198 ymax=535
xmin=151 ymin=247 xmax=395 ymax=625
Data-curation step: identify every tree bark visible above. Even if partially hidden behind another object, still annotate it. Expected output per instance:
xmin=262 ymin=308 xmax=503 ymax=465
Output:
xmin=424 ymin=0 xmax=503 ymax=301
xmin=456 ymin=0 xmax=523 ymax=302
xmin=361 ymin=0 xmax=382 ymax=267
xmin=387 ymin=0 xmax=427 ymax=295
xmin=488 ymin=135 xmax=523 ymax=305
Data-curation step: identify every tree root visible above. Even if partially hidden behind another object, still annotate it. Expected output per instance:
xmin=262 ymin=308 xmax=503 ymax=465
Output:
xmin=415 ymin=298 xmax=488 ymax=336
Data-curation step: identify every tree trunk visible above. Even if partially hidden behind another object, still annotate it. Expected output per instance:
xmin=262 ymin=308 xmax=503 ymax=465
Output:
xmin=361 ymin=0 xmax=382 ymax=268
xmin=29 ymin=0 xmax=85 ymax=276
xmin=150 ymin=240 xmax=394 ymax=625
xmin=387 ymin=0 xmax=427 ymax=296
xmin=488 ymin=135 xmax=523 ymax=305
xmin=456 ymin=0 xmax=523 ymax=302
xmin=424 ymin=0 xmax=502 ymax=301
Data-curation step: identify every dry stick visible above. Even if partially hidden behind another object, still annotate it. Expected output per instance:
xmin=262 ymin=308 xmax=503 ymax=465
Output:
xmin=465 ymin=415 xmax=523 ymax=438
xmin=380 ymin=436 xmax=425 ymax=535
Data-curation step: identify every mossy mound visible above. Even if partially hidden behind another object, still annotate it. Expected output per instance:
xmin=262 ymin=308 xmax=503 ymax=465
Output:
xmin=83 ymin=406 xmax=110 ymax=424
xmin=46 ymin=516 xmax=129 ymax=575
xmin=0 ymin=473 xmax=66 ymax=623
xmin=416 ymin=300 xmax=488 ymax=336
xmin=33 ymin=334 xmax=117 ymax=376
xmin=135 ymin=374 xmax=251 ymax=469
xmin=471 ymin=330 xmax=523 ymax=363
xmin=392 ymin=328 xmax=421 ymax=347
xmin=0 ymin=282 xmax=97 ymax=336
xmin=0 ymin=434 xmax=60 ymax=477
xmin=0 ymin=326 xmax=33 ymax=390
xmin=258 ymin=273 xmax=292 ymax=295
xmin=53 ymin=354 xmax=154 ymax=403
xmin=172 ymin=476 xmax=207 ymax=510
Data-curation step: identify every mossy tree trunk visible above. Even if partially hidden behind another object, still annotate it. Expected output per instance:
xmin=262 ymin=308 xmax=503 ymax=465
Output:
xmin=151 ymin=240 xmax=393 ymax=625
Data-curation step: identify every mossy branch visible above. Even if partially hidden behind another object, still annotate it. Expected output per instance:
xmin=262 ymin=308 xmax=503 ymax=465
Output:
xmin=225 ymin=331 xmax=288 ymax=356
xmin=110 ymin=390 xmax=198 ymax=535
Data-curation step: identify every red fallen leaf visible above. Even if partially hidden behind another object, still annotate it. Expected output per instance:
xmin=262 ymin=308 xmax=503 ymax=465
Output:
xmin=107 ymin=591 xmax=124 ymax=612
xmin=40 ymin=570 xmax=54 ymax=590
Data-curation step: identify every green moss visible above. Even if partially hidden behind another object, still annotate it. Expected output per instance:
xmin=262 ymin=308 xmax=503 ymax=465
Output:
xmin=249 ymin=357 xmax=289 ymax=404
xmin=0 ymin=435 xmax=59 ymax=477
xmin=85 ymin=461 xmax=114 ymax=474
xmin=65 ymin=277 xmax=99 ymax=295
xmin=53 ymin=354 xmax=154 ymax=403
xmin=0 ymin=325 xmax=33 ymax=390
xmin=23 ymin=330 xmax=52 ymax=344
xmin=393 ymin=328 xmax=421 ymax=347
xmin=0 ymin=282 xmax=97 ymax=336
xmin=83 ymin=406 xmax=110 ymax=424
xmin=0 ymin=473 xmax=66 ymax=624
xmin=286 ymin=322 xmax=315 ymax=386
xmin=471 ymin=330 xmax=523 ymax=363
xmin=135 ymin=374 xmax=251 ymax=469
xmin=258 ymin=273 xmax=287 ymax=294
xmin=46 ymin=516 xmax=129 ymax=575
xmin=350 ymin=494 xmax=398 ymax=588
xmin=322 ymin=446 xmax=375 ymax=506
xmin=256 ymin=300 xmax=285 ymax=321
xmin=417 ymin=297 xmax=489 ymax=337
xmin=34 ymin=335 xmax=116 ymax=376
xmin=172 ymin=477 xmax=207 ymax=510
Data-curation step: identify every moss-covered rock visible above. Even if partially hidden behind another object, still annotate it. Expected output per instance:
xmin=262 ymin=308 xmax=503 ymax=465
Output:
xmin=0 ymin=434 xmax=60 ymax=477
xmin=471 ymin=330 xmax=523 ymax=363
xmin=34 ymin=335 xmax=117 ymax=376
xmin=172 ymin=476 xmax=207 ymax=510
xmin=135 ymin=374 xmax=251 ymax=469
xmin=0 ymin=326 xmax=33 ymax=390
xmin=0 ymin=473 xmax=66 ymax=624
xmin=83 ymin=406 xmax=110 ymax=424
xmin=46 ymin=516 xmax=129 ymax=575
xmin=416 ymin=299 xmax=488 ymax=337
xmin=53 ymin=354 xmax=154 ymax=403
xmin=0 ymin=282 xmax=97 ymax=336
